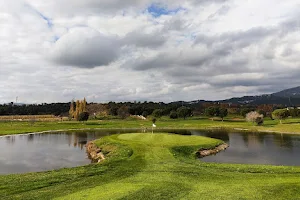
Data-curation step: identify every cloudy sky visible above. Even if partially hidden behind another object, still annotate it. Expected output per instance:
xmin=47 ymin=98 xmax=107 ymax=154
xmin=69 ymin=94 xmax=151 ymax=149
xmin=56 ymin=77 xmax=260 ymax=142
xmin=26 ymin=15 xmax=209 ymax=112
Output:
xmin=0 ymin=0 xmax=300 ymax=103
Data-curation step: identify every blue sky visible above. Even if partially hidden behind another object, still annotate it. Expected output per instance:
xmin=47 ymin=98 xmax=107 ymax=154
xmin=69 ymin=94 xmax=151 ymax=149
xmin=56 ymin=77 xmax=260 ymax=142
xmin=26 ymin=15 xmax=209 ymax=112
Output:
xmin=147 ymin=4 xmax=184 ymax=17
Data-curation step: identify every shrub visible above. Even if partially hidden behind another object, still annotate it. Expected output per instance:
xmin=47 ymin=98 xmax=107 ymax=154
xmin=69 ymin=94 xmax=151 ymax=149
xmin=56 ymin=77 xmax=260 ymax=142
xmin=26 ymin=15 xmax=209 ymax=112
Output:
xmin=78 ymin=112 xmax=89 ymax=121
xmin=255 ymin=116 xmax=264 ymax=126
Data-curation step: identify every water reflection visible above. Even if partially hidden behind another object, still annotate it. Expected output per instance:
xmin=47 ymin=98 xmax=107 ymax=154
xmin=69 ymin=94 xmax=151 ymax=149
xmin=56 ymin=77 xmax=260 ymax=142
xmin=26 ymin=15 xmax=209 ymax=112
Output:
xmin=1 ymin=129 xmax=300 ymax=175
xmin=198 ymin=131 xmax=300 ymax=166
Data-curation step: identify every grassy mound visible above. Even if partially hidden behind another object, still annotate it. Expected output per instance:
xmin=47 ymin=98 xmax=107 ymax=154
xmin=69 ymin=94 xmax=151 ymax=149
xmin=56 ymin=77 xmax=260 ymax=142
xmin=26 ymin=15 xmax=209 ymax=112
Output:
xmin=2 ymin=133 xmax=300 ymax=200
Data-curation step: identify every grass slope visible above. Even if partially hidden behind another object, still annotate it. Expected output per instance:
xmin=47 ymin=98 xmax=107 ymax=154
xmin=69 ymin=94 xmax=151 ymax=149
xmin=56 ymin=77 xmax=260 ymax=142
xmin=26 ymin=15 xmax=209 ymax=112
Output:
xmin=2 ymin=133 xmax=300 ymax=199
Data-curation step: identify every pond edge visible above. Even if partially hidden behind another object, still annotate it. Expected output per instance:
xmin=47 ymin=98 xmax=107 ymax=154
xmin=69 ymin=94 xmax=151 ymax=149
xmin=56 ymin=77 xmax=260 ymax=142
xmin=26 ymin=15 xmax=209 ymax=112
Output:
xmin=86 ymin=141 xmax=105 ymax=163
xmin=197 ymin=143 xmax=229 ymax=158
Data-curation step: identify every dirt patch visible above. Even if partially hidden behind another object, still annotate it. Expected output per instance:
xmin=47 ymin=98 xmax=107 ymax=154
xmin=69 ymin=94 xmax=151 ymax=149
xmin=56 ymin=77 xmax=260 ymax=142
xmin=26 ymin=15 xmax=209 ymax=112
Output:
xmin=197 ymin=143 xmax=229 ymax=158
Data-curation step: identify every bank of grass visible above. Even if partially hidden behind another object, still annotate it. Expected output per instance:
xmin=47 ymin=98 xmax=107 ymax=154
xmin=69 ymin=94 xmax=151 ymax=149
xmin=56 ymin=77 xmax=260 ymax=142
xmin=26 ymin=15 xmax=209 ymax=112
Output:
xmin=1 ymin=116 xmax=300 ymax=136
xmin=2 ymin=133 xmax=300 ymax=200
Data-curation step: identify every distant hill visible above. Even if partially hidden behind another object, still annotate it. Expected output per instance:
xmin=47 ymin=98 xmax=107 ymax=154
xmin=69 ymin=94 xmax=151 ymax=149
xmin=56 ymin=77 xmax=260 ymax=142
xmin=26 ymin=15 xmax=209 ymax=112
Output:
xmin=272 ymin=86 xmax=300 ymax=98
xmin=183 ymin=86 xmax=300 ymax=106
xmin=220 ymin=86 xmax=300 ymax=106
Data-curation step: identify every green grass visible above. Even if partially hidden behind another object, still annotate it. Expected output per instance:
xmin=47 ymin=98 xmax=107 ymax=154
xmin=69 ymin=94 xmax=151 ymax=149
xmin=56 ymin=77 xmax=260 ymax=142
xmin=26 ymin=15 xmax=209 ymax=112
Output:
xmin=2 ymin=133 xmax=300 ymax=199
xmin=1 ymin=116 xmax=300 ymax=136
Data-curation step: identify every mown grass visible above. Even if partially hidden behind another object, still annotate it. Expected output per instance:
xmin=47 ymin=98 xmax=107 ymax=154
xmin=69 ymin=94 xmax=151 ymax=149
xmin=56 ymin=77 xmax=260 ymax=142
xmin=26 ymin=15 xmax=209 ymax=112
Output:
xmin=1 ymin=116 xmax=300 ymax=136
xmin=2 ymin=133 xmax=300 ymax=200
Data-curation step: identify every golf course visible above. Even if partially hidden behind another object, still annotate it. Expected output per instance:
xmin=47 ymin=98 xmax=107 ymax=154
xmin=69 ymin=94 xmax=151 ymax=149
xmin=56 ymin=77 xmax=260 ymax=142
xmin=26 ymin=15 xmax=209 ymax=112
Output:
xmin=1 ymin=117 xmax=300 ymax=199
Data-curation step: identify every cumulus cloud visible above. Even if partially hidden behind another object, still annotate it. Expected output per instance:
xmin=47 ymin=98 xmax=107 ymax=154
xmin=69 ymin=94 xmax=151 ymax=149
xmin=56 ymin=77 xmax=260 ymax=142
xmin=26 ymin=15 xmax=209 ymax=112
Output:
xmin=51 ymin=27 xmax=120 ymax=68
xmin=121 ymin=30 xmax=166 ymax=48
xmin=0 ymin=0 xmax=300 ymax=103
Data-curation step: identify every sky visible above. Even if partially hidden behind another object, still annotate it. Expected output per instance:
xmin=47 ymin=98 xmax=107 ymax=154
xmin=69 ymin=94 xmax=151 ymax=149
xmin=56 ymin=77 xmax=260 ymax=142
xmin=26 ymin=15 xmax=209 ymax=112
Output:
xmin=0 ymin=0 xmax=300 ymax=103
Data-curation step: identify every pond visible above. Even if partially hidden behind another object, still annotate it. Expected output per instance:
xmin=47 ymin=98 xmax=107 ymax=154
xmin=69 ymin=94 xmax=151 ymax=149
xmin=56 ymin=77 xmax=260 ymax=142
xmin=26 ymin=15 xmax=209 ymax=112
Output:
xmin=1 ymin=129 xmax=300 ymax=174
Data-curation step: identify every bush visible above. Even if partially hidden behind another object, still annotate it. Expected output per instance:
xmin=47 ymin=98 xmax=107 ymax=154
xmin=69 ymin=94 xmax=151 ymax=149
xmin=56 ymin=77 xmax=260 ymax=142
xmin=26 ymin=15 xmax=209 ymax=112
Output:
xmin=169 ymin=111 xmax=178 ymax=119
xmin=255 ymin=116 xmax=264 ymax=126
xmin=78 ymin=112 xmax=89 ymax=121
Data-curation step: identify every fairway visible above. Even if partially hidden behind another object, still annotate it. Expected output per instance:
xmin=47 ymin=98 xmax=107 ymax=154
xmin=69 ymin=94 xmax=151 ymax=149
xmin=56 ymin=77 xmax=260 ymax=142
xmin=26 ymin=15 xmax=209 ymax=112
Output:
xmin=3 ymin=117 xmax=300 ymax=136
xmin=2 ymin=133 xmax=300 ymax=200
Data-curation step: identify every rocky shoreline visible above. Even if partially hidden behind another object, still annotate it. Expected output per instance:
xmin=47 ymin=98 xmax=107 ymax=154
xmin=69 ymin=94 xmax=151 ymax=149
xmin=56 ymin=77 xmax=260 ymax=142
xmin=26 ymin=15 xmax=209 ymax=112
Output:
xmin=197 ymin=143 xmax=229 ymax=158
xmin=86 ymin=141 xmax=105 ymax=163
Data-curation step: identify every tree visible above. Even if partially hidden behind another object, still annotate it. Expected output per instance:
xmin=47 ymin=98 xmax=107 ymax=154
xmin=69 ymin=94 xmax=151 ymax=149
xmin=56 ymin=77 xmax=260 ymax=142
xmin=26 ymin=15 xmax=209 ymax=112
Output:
xmin=205 ymin=107 xmax=219 ymax=120
xmin=82 ymin=98 xmax=87 ymax=112
xmin=177 ymin=106 xmax=192 ymax=120
xmin=246 ymin=111 xmax=264 ymax=125
xmin=258 ymin=110 xmax=267 ymax=117
xmin=109 ymin=106 xmax=119 ymax=116
xmin=240 ymin=108 xmax=254 ymax=117
xmin=74 ymin=100 xmax=80 ymax=120
xmin=142 ymin=111 xmax=148 ymax=118
xmin=219 ymin=108 xmax=228 ymax=121
xmin=289 ymin=108 xmax=300 ymax=118
xmin=152 ymin=109 xmax=163 ymax=118
xmin=257 ymin=104 xmax=274 ymax=118
xmin=78 ymin=112 xmax=89 ymax=121
xmin=169 ymin=111 xmax=178 ymax=119
xmin=272 ymin=109 xmax=290 ymax=124
xmin=117 ymin=105 xmax=129 ymax=119
xmin=71 ymin=98 xmax=89 ymax=121
xmin=78 ymin=100 xmax=84 ymax=114
xmin=69 ymin=100 xmax=75 ymax=119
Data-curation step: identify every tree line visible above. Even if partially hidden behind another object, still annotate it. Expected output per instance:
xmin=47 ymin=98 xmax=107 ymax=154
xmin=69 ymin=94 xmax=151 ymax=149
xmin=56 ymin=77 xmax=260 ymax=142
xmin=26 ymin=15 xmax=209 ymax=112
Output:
xmin=0 ymin=103 xmax=69 ymax=116
xmin=0 ymin=100 xmax=297 ymax=122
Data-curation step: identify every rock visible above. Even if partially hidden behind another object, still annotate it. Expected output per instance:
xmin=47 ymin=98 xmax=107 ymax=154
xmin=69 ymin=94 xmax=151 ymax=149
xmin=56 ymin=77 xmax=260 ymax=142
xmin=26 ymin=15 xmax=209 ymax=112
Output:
xmin=197 ymin=143 xmax=229 ymax=158
xmin=86 ymin=142 xmax=105 ymax=163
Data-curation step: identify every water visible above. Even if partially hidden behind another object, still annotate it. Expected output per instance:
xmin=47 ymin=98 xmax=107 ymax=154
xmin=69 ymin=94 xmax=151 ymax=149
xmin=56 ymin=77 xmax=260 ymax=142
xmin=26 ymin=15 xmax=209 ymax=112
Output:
xmin=1 ymin=129 xmax=300 ymax=174
xmin=0 ymin=129 xmax=140 ymax=174
xmin=194 ymin=130 xmax=300 ymax=166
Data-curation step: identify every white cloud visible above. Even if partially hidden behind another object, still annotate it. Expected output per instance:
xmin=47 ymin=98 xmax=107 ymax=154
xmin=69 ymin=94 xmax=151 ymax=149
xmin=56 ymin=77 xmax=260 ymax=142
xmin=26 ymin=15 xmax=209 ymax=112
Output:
xmin=51 ymin=27 xmax=120 ymax=68
xmin=0 ymin=0 xmax=300 ymax=103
